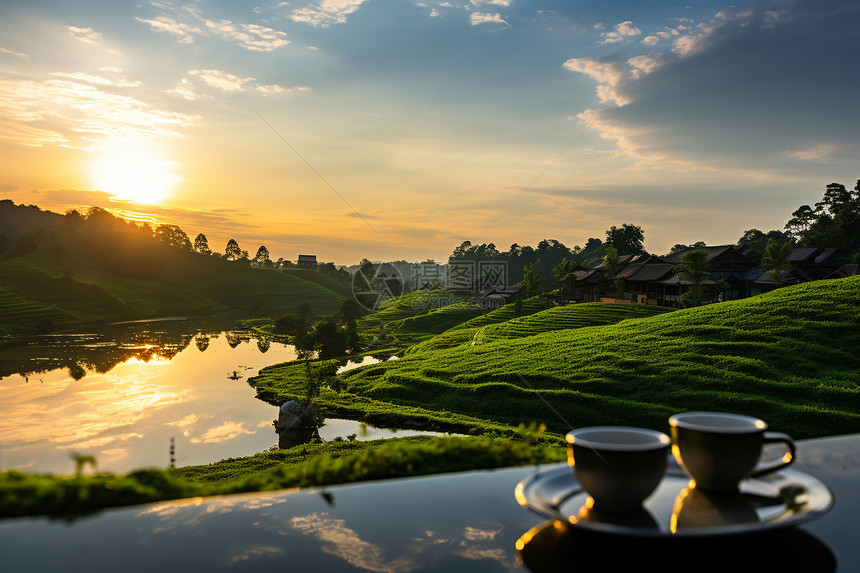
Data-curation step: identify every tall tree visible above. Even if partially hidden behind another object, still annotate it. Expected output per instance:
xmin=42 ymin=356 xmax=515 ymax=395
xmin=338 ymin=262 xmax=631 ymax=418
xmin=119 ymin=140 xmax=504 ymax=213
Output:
xmin=762 ymin=238 xmax=793 ymax=281
xmin=605 ymin=224 xmax=645 ymax=256
xmin=603 ymin=245 xmax=624 ymax=296
xmin=193 ymin=233 xmax=212 ymax=255
xmin=522 ymin=259 xmax=542 ymax=297
xmin=673 ymin=249 xmax=710 ymax=307
xmin=224 ymin=238 xmax=242 ymax=261
xmin=154 ymin=224 xmax=192 ymax=250
xmin=254 ymin=245 xmax=271 ymax=266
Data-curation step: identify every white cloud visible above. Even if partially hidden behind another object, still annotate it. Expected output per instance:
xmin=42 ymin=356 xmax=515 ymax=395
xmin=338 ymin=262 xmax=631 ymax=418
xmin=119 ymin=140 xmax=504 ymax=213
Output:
xmin=257 ymin=84 xmax=312 ymax=96
xmin=51 ymin=71 xmax=142 ymax=88
xmin=626 ymin=54 xmax=667 ymax=79
xmin=190 ymin=421 xmax=252 ymax=444
xmin=562 ymin=57 xmax=630 ymax=106
xmin=0 ymin=47 xmax=30 ymax=60
xmin=166 ymin=78 xmax=213 ymax=101
xmin=470 ymin=12 xmax=509 ymax=27
xmin=786 ymin=143 xmax=844 ymax=163
xmin=135 ymin=16 xmax=200 ymax=44
xmin=204 ymin=19 xmax=290 ymax=51
xmin=471 ymin=0 xmax=513 ymax=6
xmin=136 ymin=6 xmax=289 ymax=51
xmin=188 ymin=69 xmax=254 ymax=92
xmin=564 ymin=1 xmax=860 ymax=175
xmin=290 ymin=0 xmax=370 ymax=27
xmin=67 ymin=26 xmax=102 ymax=44
xmin=0 ymin=73 xmax=195 ymax=148
xmin=599 ymin=21 xmax=641 ymax=44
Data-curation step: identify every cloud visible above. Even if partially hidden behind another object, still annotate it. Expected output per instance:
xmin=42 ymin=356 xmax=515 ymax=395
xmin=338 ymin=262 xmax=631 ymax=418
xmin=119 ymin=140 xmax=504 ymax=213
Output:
xmin=470 ymin=12 xmax=509 ymax=27
xmin=562 ymin=56 xmax=630 ymax=106
xmin=136 ymin=4 xmax=289 ymax=51
xmin=50 ymin=71 xmax=142 ymax=88
xmin=203 ymin=19 xmax=290 ymax=51
xmin=470 ymin=0 xmax=512 ymax=6
xmin=189 ymin=421 xmax=253 ymax=444
xmin=181 ymin=70 xmax=300 ymax=97
xmin=0 ymin=47 xmax=30 ymax=60
xmin=166 ymin=78 xmax=214 ymax=101
xmin=67 ymin=26 xmax=102 ymax=44
xmin=564 ymin=0 xmax=860 ymax=174
xmin=188 ymin=69 xmax=254 ymax=92
xmin=135 ymin=16 xmax=200 ymax=44
xmin=256 ymin=84 xmax=312 ymax=96
xmin=0 ymin=72 xmax=195 ymax=148
xmin=290 ymin=0 xmax=370 ymax=27
xmin=599 ymin=21 xmax=641 ymax=44
xmin=292 ymin=512 xmax=419 ymax=573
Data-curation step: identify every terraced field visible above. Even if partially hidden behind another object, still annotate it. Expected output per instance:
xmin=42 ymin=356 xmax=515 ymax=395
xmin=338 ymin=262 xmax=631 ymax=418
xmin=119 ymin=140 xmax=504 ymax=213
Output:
xmin=339 ymin=276 xmax=860 ymax=440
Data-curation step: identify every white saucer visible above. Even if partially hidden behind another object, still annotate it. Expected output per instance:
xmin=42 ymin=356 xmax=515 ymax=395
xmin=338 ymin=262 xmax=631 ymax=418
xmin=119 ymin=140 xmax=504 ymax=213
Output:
xmin=515 ymin=459 xmax=834 ymax=537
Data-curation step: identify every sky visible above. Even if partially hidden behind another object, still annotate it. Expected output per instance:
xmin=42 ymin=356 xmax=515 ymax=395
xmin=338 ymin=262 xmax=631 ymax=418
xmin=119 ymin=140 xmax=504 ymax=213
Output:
xmin=2 ymin=0 xmax=859 ymax=265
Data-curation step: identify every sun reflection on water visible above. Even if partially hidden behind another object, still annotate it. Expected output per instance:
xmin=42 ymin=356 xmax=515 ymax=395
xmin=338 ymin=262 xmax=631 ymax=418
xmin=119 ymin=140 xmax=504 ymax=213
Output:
xmin=0 ymin=325 xmax=296 ymax=474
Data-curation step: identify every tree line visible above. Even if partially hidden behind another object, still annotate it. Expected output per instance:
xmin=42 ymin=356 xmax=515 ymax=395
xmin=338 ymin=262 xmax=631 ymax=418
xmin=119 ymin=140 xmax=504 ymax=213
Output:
xmin=446 ymin=180 xmax=860 ymax=295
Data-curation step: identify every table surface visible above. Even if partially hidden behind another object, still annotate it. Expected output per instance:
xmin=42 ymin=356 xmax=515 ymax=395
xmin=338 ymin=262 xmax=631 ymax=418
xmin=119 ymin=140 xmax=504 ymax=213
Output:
xmin=1 ymin=433 xmax=858 ymax=573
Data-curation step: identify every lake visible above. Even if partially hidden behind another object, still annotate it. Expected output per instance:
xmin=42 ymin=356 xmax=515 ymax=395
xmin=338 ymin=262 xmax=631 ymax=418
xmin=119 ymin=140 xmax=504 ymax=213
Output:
xmin=0 ymin=318 xmax=438 ymax=476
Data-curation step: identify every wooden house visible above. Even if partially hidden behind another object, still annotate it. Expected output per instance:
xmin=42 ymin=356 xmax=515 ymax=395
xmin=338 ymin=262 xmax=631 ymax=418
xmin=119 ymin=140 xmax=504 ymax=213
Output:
xmin=297 ymin=254 xmax=317 ymax=269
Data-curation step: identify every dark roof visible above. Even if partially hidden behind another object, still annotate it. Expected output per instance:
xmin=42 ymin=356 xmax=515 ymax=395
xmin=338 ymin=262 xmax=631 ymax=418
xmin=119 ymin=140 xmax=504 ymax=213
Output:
xmin=787 ymin=248 xmax=819 ymax=263
xmin=751 ymin=266 xmax=814 ymax=284
xmin=814 ymin=247 xmax=839 ymax=264
xmin=658 ymin=274 xmax=716 ymax=286
xmin=623 ymin=263 xmax=676 ymax=282
xmin=662 ymin=245 xmax=736 ymax=264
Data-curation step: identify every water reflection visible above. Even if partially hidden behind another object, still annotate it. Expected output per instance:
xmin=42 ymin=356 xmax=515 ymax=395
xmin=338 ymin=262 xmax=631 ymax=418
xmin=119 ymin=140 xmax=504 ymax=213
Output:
xmin=0 ymin=318 xmax=295 ymax=474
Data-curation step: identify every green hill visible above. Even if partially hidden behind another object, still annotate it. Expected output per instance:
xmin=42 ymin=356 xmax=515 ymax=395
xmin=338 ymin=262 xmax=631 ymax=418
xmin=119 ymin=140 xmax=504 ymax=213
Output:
xmin=409 ymin=299 xmax=670 ymax=353
xmin=0 ymin=208 xmax=344 ymax=336
xmin=338 ymin=277 xmax=860 ymax=439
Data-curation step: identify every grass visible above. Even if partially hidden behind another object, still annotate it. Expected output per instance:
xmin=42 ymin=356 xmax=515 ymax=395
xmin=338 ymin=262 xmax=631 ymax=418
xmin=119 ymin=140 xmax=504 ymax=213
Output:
xmin=2 ymin=275 xmax=858 ymax=518
xmin=0 ymin=434 xmax=564 ymax=518
xmin=341 ymin=277 xmax=860 ymax=440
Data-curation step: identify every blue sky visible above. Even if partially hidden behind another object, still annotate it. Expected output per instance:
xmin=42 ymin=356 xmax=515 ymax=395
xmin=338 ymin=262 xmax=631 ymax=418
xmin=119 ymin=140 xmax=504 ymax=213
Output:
xmin=2 ymin=0 xmax=858 ymax=264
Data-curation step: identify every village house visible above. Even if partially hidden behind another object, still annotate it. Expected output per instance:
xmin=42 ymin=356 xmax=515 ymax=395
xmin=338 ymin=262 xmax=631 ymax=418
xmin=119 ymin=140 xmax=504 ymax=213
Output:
xmin=297 ymin=254 xmax=317 ymax=269
xmin=559 ymin=244 xmax=855 ymax=308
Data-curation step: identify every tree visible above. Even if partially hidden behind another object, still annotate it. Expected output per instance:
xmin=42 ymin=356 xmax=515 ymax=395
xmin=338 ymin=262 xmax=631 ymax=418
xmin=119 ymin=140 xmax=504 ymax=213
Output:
xmin=254 ymin=245 xmax=271 ymax=266
xmin=603 ymin=245 xmax=625 ymax=296
xmin=193 ymin=233 xmax=212 ymax=255
xmin=224 ymin=238 xmax=241 ymax=261
xmin=154 ymin=224 xmax=192 ymax=250
xmin=762 ymin=238 xmax=793 ymax=281
xmin=522 ymin=258 xmax=542 ymax=297
xmin=737 ymin=228 xmax=791 ymax=262
xmin=673 ymin=249 xmax=710 ymax=307
xmin=552 ymin=258 xmax=577 ymax=284
xmin=605 ymin=224 xmax=645 ymax=256
xmin=784 ymin=205 xmax=815 ymax=239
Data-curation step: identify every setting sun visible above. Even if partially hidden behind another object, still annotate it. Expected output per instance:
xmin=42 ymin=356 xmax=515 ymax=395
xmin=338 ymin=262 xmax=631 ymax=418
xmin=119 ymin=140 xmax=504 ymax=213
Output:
xmin=90 ymin=146 xmax=180 ymax=205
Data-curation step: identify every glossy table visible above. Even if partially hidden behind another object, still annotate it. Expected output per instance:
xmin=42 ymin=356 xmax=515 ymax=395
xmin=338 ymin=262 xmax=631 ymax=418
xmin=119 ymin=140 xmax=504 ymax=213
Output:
xmin=1 ymin=433 xmax=858 ymax=572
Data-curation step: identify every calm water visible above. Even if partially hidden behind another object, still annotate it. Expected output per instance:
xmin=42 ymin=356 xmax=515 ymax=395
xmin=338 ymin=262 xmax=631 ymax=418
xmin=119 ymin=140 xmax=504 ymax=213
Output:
xmin=0 ymin=318 xmax=434 ymax=475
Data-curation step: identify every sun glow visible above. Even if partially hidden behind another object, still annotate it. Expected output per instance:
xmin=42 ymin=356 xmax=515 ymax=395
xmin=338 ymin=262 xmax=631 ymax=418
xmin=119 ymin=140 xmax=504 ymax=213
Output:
xmin=91 ymin=144 xmax=181 ymax=205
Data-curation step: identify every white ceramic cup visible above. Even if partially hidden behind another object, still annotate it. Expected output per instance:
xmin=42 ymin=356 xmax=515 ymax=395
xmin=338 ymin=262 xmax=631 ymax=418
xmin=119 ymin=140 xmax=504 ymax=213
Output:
xmin=566 ymin=426 xmax=671 ymax=512
xmin=669 ymin=412 xmax=796 ymax=492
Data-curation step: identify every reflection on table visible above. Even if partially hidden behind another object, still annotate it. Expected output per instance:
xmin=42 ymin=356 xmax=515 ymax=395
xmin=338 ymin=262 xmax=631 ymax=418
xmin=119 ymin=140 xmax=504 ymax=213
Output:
xmin=0 ymin=433 xmax=857 ymax=573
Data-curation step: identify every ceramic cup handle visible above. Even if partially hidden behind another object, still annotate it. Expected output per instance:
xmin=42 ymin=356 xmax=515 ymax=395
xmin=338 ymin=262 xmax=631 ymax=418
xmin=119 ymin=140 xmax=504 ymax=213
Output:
xmin=750 ymin=432 xmax=796 ymax=478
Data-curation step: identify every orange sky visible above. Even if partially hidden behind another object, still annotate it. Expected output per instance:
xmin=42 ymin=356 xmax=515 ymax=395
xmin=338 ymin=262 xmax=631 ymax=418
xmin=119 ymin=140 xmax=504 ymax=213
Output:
xmin=2 ymin=0 xmax=858 ymax=265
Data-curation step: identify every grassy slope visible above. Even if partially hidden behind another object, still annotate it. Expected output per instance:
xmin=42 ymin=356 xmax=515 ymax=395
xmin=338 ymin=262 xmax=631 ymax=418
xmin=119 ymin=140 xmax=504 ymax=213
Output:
xmin=1 ymin=435 xmax=564 ymax=518
xmin=0 ymin=247 xmax=344 ymax=335
xmin=250 ymin=301 xmax=674 ymax=436
xmin=341 ymin=277 xmax=860 ymax=439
